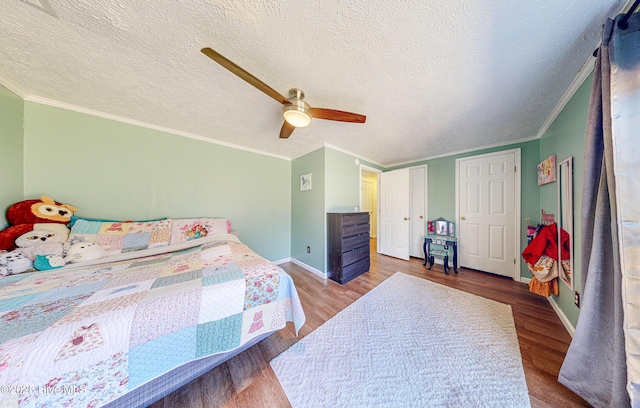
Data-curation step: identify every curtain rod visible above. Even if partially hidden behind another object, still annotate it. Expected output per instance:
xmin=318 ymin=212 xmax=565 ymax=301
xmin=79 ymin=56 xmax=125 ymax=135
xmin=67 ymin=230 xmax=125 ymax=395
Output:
xmin=593 ymin=0 xmax=640 ymax=57
xmin=619 ymin=0 xmax=640 ymax=29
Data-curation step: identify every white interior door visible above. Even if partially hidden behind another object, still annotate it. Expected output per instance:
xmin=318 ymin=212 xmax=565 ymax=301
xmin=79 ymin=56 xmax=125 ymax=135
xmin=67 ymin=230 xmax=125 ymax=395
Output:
xmin=361 ymin=180 xmax=374 ymax=236
xmin=380 ymin=168 xmax=410 ymax=260
xmin=409 ymin=167 xmax=426 ymax=258
xmin=457 ymin=150 xmax=518 ymax=278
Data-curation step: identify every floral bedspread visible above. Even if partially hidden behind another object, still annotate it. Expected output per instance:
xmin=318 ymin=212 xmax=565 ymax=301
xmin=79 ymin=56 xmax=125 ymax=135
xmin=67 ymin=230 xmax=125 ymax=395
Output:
xmin=0 ymin=239 xmax=305 ymax=407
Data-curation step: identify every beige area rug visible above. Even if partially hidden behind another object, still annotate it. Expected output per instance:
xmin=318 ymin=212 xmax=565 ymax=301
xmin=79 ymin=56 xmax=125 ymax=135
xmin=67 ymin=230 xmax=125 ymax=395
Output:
xmin=271 ymin=272 xmax=530 ymax=407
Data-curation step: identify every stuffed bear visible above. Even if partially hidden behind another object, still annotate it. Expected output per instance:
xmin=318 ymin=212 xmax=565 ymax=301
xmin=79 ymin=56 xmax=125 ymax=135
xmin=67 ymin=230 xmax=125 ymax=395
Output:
xmin=64 ymin=242 xmax=106 ymax=263
xmin=15 ymin=229 xmax=68 ymax=261
xmin=0 ymin=196 xmax=77 ymax=251
xmin=0 ymin=250 xmax=33 ymax=276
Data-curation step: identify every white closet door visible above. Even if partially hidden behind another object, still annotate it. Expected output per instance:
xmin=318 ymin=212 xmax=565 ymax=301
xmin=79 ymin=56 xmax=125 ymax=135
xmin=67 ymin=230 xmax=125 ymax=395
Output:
xmin=457 ymin=151 xmax=517 ymax=278
xmin=380 ymin=169 xmax=410 ymax=260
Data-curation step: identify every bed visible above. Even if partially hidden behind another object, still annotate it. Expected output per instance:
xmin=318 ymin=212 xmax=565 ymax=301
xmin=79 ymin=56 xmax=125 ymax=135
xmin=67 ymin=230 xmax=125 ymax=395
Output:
xmin=0 ymin=229 xmax=305 ymax=408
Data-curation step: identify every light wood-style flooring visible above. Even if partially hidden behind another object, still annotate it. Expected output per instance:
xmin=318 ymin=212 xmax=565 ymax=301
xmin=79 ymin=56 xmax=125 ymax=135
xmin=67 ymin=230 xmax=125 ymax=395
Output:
xmin=150 ymin=239 xmax=590 ymax=407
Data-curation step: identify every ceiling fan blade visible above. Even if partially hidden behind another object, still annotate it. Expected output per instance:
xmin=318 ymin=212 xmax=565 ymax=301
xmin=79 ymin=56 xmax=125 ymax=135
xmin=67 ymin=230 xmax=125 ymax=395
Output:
xmin=309 ymin=107 xmax=366 ymax=123
xmin=201 ymin=47 xmax=290 ymax=105
xmin=279 ymin=121 xmax=295 ymax=139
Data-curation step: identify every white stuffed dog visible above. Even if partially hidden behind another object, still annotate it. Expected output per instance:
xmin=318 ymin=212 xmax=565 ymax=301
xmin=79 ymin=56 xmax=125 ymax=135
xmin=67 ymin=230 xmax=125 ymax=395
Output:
xmin=0 ymin=250 xmax=33 ymax=276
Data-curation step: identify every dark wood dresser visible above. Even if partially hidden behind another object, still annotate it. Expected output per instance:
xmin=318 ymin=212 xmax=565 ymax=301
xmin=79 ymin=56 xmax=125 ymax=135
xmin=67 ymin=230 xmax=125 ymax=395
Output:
xmin=327 ymin=212 xmax=370 ymax=284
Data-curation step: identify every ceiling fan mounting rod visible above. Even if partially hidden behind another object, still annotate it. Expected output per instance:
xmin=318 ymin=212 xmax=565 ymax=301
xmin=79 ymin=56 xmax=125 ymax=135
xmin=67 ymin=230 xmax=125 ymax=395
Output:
xmin=288 ymin=88 xmax=305 ymax=100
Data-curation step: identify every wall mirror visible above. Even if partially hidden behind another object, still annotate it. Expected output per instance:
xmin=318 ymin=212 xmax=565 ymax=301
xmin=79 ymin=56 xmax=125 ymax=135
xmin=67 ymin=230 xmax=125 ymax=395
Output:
xmin=557 ymin=157 xmax=573 ymax=290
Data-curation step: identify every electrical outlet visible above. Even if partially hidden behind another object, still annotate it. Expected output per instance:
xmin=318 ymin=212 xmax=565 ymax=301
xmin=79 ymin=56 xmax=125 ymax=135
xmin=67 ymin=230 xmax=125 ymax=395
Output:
xmin=307 ymin=246 xmax=310 ymax=253
xmin=574 ymin=291 xmax=580 ymax=308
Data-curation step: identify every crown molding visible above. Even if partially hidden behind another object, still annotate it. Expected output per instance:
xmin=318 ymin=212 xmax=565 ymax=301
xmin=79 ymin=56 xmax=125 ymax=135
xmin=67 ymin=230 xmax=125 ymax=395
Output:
xmin=386 ymin=134 xmax=539 ymax=168
xmin=322 ymin=142 xmax=385 ymax=168
xmin=0 ymin=73 xmax=28 ymax=98
xmin=534 ymin=58 xmax=595 ymax=140
xmin=23 ymin=95 xmax=292 ymax=161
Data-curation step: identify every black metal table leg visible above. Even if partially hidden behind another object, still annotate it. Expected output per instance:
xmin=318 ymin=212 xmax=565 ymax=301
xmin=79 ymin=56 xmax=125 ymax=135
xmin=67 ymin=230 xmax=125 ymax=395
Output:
xmin=453 ymin=244 xmax=458 ymax=273
xmin=423 ymin=238 xmax=428 ymax=266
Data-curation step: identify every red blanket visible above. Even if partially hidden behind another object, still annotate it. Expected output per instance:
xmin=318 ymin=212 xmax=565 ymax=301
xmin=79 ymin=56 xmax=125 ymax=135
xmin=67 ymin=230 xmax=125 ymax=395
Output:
xmin=522 ymin=223 xmax=570 ymax=265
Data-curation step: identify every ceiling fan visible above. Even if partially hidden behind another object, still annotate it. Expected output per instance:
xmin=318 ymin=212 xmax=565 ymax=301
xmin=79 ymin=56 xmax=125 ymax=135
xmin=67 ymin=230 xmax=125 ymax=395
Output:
xmin=201 ymin=47 xmax=366 ymax=139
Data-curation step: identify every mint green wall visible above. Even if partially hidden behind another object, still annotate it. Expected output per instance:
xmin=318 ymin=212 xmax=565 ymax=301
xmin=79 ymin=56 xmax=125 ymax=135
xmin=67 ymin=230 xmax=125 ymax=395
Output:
xmin=22 ymin=102 xmax=291 ymax=261
xmin=291 ymin=148 xmax=325 ymax=271
xmin=325 ymin=148 xmax=361 ymax=213
xmin=539 ymin=73 xmax=592 ymax=327
xmin=0 ymin=85 xmax=24 ymax=228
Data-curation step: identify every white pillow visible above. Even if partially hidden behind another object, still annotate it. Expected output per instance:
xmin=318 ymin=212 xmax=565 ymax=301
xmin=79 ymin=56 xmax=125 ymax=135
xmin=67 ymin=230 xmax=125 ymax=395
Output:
xmin=169 ymin=218 xmax=231 ymax=245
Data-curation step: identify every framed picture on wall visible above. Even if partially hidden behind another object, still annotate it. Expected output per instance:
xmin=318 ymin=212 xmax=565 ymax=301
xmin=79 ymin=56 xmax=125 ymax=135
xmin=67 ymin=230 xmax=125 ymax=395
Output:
xmin=300 ymin=173 xmax=312 ymax=191
xmin=537 ymin=155 xmax=556 ymax=185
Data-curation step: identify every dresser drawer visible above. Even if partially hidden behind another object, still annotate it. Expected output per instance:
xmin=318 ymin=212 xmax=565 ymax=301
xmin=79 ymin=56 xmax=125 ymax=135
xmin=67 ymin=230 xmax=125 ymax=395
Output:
xmin=340 ymin=257 xmax=370 ymax=284
xmin=342 ymin=233 xmax=370 ymax=251
xmin=342 ymin=245 xmax=370 ymax=266
xmin=341 ymin=212 xmax=369 ymax=227
xmin=343 ymin=222 xmax=369 ymax=237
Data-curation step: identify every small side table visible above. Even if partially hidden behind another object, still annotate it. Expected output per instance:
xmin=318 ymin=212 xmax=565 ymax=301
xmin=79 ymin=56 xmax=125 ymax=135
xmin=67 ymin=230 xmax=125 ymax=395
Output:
xmin=423 ymin=235 xmax=458 ymax=274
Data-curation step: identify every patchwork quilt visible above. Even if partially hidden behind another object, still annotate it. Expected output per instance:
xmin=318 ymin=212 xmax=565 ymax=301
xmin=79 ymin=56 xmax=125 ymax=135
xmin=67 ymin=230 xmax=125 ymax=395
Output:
xmin=0 ymin=238 xmax=305 ymax=407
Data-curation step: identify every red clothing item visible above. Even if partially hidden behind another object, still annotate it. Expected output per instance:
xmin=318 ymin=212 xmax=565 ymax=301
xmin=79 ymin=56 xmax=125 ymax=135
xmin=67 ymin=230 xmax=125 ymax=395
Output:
xmin=522 ymin=223 xmax=570 ymax=265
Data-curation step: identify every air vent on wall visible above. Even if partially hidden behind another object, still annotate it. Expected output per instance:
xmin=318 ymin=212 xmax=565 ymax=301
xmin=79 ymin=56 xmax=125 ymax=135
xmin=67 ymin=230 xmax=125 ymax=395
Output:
xmin=18 ymin=0 xmax=58 ymax=18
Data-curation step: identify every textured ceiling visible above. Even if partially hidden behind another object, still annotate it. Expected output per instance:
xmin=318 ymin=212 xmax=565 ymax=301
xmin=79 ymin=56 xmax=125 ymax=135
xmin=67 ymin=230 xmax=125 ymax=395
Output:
xmin=0 ymin=0 xmax=625 ymax=166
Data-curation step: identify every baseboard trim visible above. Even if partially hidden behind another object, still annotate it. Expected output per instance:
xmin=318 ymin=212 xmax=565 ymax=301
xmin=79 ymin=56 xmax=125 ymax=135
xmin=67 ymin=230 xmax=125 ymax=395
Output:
xmin=516 ymin=276 xmax=575 ymax=336
xmin=275 ymin=257 xmax=327 ymax=279
xmin=547 ymin=296 xmax=576 ymax=337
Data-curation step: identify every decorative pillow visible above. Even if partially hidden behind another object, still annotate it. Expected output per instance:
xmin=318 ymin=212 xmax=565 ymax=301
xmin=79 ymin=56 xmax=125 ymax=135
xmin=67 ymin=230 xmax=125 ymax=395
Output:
xmin=68 ymin=216 xmax=167 ymax=228
xmin=69 ymin=219 xmax=172 ymax=256
xmin=169 ymin=218 xmax=232 ymax=245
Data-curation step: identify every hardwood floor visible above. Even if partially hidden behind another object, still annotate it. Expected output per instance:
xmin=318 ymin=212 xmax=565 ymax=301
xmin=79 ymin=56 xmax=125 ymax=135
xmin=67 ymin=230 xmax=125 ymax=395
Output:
xmin=150 ymin=239 xmax=590 ymax=407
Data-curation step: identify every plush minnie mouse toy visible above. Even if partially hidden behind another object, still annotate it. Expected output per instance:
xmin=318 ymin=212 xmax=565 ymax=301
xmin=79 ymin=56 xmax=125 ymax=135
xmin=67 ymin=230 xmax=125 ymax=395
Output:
xmin=0 ymin=196 xmax=77 ymax=251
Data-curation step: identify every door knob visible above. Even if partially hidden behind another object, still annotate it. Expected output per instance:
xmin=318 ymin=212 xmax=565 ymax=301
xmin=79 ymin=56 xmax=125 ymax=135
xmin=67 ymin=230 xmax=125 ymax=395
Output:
xmin=404 ymin=217 xmax=408 ymax=221
xmin=461 ymin=216 xmax=466 ymax=220
xmin=419 ymin=215 xmax=423 ymax=219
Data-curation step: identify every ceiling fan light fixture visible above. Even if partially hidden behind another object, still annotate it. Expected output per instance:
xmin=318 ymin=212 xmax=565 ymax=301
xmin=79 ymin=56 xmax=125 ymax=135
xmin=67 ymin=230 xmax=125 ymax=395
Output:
xmin=282 ymin=104 xmax=312 ymax=128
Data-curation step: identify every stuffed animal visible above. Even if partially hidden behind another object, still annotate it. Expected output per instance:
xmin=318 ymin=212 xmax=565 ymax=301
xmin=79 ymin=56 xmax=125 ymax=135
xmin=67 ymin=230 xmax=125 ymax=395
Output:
xmin=0 ymin=196 xmax=77 ymax=251
xmin=15 ymin=229 xmax=68 ymax=261
xmin=64 ymin=242 xmax=106 ymax=263
xmin=0 ymin=250 xmax=33 ymax=276
xmin=34 ymin=254 xmax=66 ymax=271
